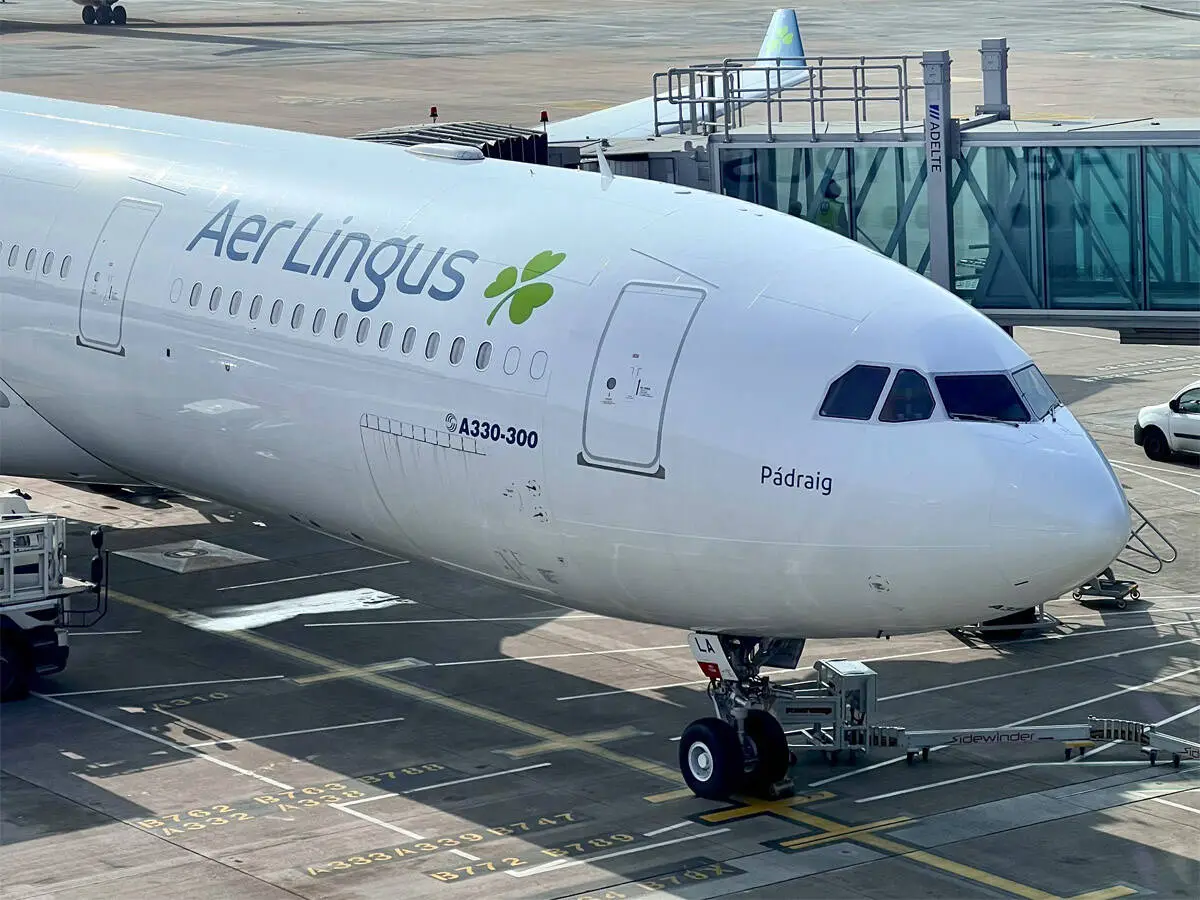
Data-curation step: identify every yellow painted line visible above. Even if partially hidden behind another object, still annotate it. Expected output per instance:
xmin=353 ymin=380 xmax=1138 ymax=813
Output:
xmin=112 ymin=590 xmax=685 ymax=787
xmin=863 ymin=833 xmax=1065 ymax=900
xmin=778 ymin=815 xmax=911 ymax=850
xmin=1070 ymin=887 xmax=1138 ymax=900
xmin=294 ymin=658 xmax=426 ymax=684
xmin=500 ymin=726 xmax=648 ymax=760
xmin=698 ymin=791 xmax=837 ymax=824
xmin=645 ymin=787 xmax=696 ymax=803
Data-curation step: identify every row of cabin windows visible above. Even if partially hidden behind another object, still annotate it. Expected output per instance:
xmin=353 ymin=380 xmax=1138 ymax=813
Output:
xmin=179 ymin=280 xmax=547 ymax=379
xmin=0 ymin=241 xmax=73 ymax=280
xmin=820 ymin=363 xmax=1057 ymax=424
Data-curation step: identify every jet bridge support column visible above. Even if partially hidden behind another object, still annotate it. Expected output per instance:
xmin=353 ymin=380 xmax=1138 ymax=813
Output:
xmin=922 ymin=50 xmax=956 ymax=291
xmin=977 ymin=38 xmax=1011 ymax=118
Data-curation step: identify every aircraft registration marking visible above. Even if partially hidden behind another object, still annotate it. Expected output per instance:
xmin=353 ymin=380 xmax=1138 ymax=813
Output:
xmin=565 ymin=857 xmax=746 ymax=899
xmin=303 ymin=812 xmax=587 ymax=878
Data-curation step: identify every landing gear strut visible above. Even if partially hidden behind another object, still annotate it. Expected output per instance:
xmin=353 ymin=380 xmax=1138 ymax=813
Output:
xmin=679 ymin=633 xmax=803 ymax=800
xmin=82 ymin=3 xmax=127 ymax=26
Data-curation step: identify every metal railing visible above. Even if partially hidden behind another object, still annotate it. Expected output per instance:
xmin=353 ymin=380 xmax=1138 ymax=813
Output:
xmin=651 ymin=54 xmax=925 ymax=142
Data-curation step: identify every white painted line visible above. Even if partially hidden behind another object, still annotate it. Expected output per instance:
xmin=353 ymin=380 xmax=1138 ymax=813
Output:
xmin=1058 ymin=605 xmax=1200 ymax=619
xmin=436 ymin=645 xmax=687 ymax=668
xmin=67 ymin=630 xmax=142 ymax=636
xmin=1027 ymin=326 xmax=1119 ymax=342
xmin=506 ymin=827 xmax=731 ymax=878
xmin=44 ymin=675 xmax=286 ymax=697
xmin=1150 ymin=796 xmax=1200 ymax=816
xmin=306 ymin=614 xmax=603 ymax=627
xmin=1111 ymin=461 xmax=1200 ymax=497
xmin=184 ymin=716 xmax=406 ymax=748
xmin=644 ymin=821 xmax=693 ymax=837
xmin=880 ymin=636 xmax=1200 ymax=702
xmin=32 ymin=692 xmax=295 ymax=791
xmin=855 ymin=761 xmax=1152 ymax=803
xmin=401 ymin=763 xmax=551 ymax=794
xmin=218 ymin=560 xmax=410 ymax=591
xmin=329 ymin=803 xmax=424 ymax=840
xmin=809 ymin=664 xmax=1200 ymax=788
xmin=558 ymin=679 xmax=710 ymax=702
xmin=1112 ymin=459 xmax=1200 ymax=480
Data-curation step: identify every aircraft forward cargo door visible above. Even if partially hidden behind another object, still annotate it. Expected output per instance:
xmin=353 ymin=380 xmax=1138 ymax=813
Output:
xmin=77 ymin=198 xmax=162 ymax=356
xmin=579 ymin=281 xmax=705 ymax=478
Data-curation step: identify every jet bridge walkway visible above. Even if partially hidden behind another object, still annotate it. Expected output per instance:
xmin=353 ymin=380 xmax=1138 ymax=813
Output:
xmin=572 ymin=40 xmax=1200 ymax=345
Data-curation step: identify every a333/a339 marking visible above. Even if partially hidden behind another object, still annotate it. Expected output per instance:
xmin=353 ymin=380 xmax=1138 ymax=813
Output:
xmin=446 ymin=413 xmax=539 ymax=448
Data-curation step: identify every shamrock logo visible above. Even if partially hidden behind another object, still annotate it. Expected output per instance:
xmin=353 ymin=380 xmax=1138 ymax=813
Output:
xmin=484 ymin=250 xmax=566 ymax=325
xmin=762 ymin=25 xmax=794 ymax=57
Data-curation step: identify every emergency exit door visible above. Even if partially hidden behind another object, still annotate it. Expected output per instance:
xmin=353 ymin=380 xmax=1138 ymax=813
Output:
xmin=579 ymin=281 xmax=706 ymax=478
xmin=77 ymin=198 xmax=162 ymax=355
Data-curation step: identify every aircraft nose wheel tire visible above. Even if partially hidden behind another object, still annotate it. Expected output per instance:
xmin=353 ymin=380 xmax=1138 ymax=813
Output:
xmin=680 ymin=717 xmax=744 ymax=800
xmin=82 ymin=5 xmax=96 ymax=24
xmin=96 ymin=4 xmax=112 ymax=25
xmin=112 ymin=5 xmax=127 ymax=25
xmin=742 ymin=709 xmax=791 ymax=791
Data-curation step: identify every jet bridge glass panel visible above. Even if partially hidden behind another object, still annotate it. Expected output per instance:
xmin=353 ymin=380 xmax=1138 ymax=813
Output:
xmin=1145 ymin=148 xmax=1200 ymax=312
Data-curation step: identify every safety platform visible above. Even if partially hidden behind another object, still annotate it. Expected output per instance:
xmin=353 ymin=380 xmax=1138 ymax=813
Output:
xmin=561 ymin=39 xmax=1200 ymax=345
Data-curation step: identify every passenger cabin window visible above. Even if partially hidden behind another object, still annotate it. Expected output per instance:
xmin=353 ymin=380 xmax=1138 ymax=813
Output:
xmin=475 ymin=341 xmax=492 ymax=370
xmin=935 ymin=374 xmax=1030 ymax=423
xmin=356 ymin=317 xmax=370 ymax=344
xmin=379 ymin=322 xmax=394 ymax=349
xmin=879 ymin=369 xmax=935 ymax=423
xmin=42 ymin=252 xmax=54 ymax=276
xmin=819 ymin=364 xmax=891 ymax=420
xmin=60 ymin=256 xmax=72 ymax=279
xmin=25 ymin=248 xmax=36 ymax=271
xmin=269 ymin=299 xmax=283 ymax=325
xmin=425 ymin=332 xmax=440 ymax=360
xmin=449 ymin=336 xmax=465 ymax=365
xmin=229 ymin=290 xmax=243 ymax=316
xmin=7 ymin=245 xmax=18 ymax=268
xmin=249 ymin=294 xmax=263 ymax=320
xmin=401 ymin=327 xmax=416 ymax=354
xmin=189 ymin=283 xmax=203 ymax=307
xmin=333 ymin=312 xmax=348 ymax=339
xmin=312 ymin=308 xmax=326 ymax=334
xmin=209 ymin=286 xmax=222 ymax=312
xmin=1011 ymin=364 xmax=1061 ymax=420
xmin=291 ymin=303 xmax=305 ymax=330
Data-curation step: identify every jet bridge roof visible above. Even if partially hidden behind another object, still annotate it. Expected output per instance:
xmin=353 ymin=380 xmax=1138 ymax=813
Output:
xmin=350 ymin=121 xmax=549 ymax=165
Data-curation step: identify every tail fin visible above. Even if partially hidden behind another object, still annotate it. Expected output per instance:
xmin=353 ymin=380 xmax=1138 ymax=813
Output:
xmin=544 ymin=8 xmax=809 ymax=144
xmin=756 ymin=8 xmax=806 ymax=68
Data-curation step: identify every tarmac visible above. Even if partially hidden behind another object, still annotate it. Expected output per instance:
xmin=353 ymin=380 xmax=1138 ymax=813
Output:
xmin=1 ymin=2 xmax=1199 ymax=898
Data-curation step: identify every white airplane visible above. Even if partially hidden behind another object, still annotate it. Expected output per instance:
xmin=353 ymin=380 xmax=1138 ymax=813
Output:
xmin=0 ymin=15 xmax=1131 ymax=798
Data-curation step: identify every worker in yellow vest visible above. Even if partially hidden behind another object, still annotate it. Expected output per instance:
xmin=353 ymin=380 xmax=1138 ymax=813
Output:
xmin=813 ymin=180 xmax=849 ymax=236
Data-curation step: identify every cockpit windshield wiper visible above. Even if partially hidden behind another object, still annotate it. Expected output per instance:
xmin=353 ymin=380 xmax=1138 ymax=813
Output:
xmin=948 ymin=413 xmax=1021 ymax=427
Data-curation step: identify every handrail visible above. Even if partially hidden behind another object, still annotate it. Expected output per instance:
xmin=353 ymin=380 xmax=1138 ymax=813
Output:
xmin=1114 ymin=499 xmax=1179 ymax=575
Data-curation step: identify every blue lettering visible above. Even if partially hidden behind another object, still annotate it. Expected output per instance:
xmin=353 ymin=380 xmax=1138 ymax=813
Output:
xmin=352 ymin=237 xmax=409 ymax=312
xmin=431 ymin=250 xmax=480 ymax=301
xmin=253 ymin=219 xmax=295 ymax=264
xmin=312 ymin=216 xmax=353 ymax=277
xmin=186 ymin=199 xmax=239 ymax=256
xmin=396 ymin=244 xmax=445 ymax=296
xmin=324 ymin=232 xmax=373 ymax=281
xmin=226 ymin=215 xmax=267 ymax=262
xmin=283 ymin=213 xmax=323 ymax=274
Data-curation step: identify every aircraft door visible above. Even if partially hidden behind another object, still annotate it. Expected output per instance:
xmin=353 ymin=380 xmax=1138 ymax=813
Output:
xmin=579 ymin=281 xmax=705 ymax=478
xmin=77 ymin=198 xmax=162 ymax=355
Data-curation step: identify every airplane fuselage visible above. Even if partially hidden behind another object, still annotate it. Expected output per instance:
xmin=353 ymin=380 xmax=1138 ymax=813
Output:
xmin=0 ymin=91 xmax=1131 ymax=638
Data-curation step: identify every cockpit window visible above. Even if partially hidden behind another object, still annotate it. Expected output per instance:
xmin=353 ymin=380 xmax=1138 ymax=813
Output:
xmin=1011 ymin=364 xmax=1061 ymax=421
xmin=879 ymin=369 xmax=935 ymax=422
xmin=819 ymin=365 xmax=890 ymax=421
xmin=935 ymin=374 xmax=1031 ymax=423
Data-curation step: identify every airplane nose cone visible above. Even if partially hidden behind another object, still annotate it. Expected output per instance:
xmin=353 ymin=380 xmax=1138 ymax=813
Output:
xmin=988 ymin=421 xmax=1130 ymax=598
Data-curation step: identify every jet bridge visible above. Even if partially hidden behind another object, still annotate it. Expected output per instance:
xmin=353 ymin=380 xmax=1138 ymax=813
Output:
xmin=568 ymin=40 xmax=1200 ymax=345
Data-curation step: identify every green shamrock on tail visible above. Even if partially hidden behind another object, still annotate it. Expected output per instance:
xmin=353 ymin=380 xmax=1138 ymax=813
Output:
xmin=762 ymin=25 xmax=794 ymax=57
xmin=484 ymin=250 xmax=566 ymax=325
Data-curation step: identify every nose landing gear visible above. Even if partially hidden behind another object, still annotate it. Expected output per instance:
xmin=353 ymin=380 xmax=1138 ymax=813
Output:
xmin=82 ymin=3 xmax=127 ymax=26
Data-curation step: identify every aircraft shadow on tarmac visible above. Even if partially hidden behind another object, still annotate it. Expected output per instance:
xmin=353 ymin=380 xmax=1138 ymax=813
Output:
xmin=1 ymin=506 xmax=1197 ymax=899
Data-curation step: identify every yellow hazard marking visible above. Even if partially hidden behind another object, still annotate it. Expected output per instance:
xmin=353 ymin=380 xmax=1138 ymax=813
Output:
xmin=777 ymin=816 xmax=912 ymax=850
xmin=500 ymin=725 xmax=648 ymax=760
xmin=111 ymin=590 xmax=685 ymax=787
xmin=697 ymin=791 xmax=836 ymax=824
xmin=644 ymin=788 xmax=696 ymax=804
xmin=295 ymin=658 xmax=426 ymax=684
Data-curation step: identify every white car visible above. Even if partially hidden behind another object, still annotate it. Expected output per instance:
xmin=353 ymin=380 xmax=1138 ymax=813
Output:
xmin=1134 ymin=379 xmax=1200 ymax=461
